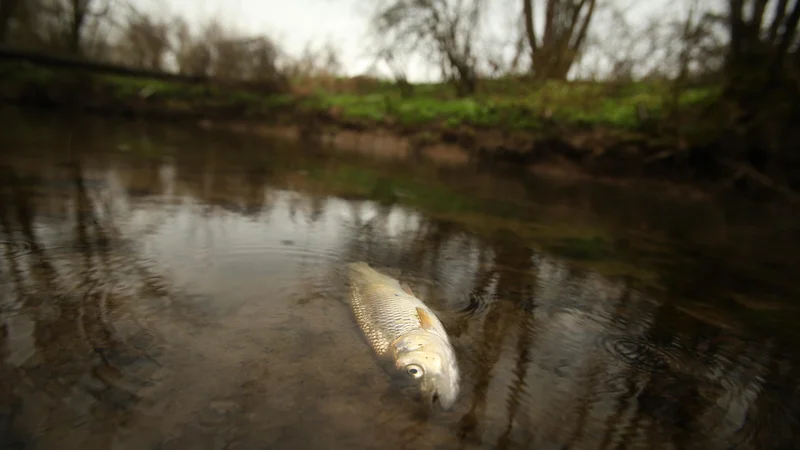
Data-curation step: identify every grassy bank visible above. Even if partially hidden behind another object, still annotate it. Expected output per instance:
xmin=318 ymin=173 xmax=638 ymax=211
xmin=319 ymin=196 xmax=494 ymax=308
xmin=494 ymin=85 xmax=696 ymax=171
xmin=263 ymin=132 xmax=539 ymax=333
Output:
xmin=0 ymin=59 xmax=296 ymax=116
xmin=305 ymin=76 xmax=719 ymax=131
xmin=0 ymin=58 xmax=719 ymax=131
xmin=6 ymin=56 xmax=780 ymax=198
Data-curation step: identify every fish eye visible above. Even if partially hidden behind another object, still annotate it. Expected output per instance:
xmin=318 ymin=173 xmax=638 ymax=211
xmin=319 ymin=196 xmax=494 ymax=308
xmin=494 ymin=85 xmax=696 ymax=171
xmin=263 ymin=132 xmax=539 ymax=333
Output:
xmin=406 ymin=364 xmax=424 ymax=379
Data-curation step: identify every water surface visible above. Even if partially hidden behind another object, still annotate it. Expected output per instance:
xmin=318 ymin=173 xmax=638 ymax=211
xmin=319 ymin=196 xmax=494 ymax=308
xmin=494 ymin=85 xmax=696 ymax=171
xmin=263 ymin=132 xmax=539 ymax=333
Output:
xmin=1 ymin=107 xmax=800 ymax=449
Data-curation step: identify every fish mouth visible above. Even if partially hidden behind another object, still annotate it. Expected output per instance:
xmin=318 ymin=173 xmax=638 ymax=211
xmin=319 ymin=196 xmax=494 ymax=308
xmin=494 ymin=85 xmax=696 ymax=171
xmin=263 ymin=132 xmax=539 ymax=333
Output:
xmin=398 ymin=381 xmax=454 ymax=411
xmin=426 ymin=390 xmax=449 ymax=412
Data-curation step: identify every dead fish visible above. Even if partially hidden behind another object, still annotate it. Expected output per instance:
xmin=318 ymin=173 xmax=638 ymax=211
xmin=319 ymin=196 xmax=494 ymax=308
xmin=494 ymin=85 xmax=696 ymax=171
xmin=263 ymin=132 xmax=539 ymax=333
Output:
xmin=347 ymin=261 xmax=460 ymax=410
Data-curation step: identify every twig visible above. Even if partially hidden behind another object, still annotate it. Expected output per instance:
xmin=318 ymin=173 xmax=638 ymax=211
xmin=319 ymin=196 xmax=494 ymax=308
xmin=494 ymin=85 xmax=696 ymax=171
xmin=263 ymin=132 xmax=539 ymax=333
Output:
xmin=720 ymin=158 xmax=800 ymax=203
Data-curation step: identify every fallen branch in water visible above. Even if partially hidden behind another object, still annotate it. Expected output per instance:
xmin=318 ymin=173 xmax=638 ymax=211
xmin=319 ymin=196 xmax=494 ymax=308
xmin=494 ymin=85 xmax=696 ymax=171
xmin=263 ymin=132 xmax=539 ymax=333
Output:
xmin=719 ymin=158 xmax=800 ymax=204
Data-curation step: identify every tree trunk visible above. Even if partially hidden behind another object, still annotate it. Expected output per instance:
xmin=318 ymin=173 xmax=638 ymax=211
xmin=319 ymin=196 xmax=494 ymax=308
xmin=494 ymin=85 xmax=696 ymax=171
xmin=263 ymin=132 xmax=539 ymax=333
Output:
xmin=523 ymin=0 xmax=537 ymax=65
xmin=0 ymin=0 xmax=19 ymax=44
xmin=523 ymin=0 xmax=596 ymax=81
xmin=69 ymin=0 xmax=90 ymax=55
xmin=723 ymin=0 xmax=800 ymax=181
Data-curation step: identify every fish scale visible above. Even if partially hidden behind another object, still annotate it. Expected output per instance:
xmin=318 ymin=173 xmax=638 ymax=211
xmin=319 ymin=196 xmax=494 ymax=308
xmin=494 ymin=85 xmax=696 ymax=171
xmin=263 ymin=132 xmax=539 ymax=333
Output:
xmin=350 ymin=280 xmax=424 ymax=356
xmin=347 ymin=263 xmax=448 ymax=356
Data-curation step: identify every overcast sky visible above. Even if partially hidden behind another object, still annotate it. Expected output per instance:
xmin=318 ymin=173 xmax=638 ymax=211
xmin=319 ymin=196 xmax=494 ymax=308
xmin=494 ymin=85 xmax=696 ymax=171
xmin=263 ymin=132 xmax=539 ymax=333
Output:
xmin=128 ymin=0 xmax=708 ymax=82
xmin=130 ymin=0 xmax=386 ymax=76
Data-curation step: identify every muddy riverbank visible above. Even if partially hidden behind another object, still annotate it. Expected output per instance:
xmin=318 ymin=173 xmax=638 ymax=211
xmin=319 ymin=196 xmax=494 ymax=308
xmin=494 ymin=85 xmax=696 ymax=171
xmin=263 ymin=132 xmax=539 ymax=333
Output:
xmin=1 ymin=56 xmax=794 ymax=203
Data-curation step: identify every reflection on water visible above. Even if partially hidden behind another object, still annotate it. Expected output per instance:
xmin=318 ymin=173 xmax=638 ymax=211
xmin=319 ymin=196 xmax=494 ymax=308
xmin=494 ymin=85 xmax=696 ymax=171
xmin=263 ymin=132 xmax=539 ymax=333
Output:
xmin=1 ymin=107 xmax=800 ymax=449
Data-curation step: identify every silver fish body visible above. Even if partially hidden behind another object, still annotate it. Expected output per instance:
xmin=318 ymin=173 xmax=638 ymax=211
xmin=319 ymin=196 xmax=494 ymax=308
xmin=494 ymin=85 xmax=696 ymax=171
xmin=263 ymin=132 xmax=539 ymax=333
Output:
xmin=347 ymin=261 xmax=460 ymax=410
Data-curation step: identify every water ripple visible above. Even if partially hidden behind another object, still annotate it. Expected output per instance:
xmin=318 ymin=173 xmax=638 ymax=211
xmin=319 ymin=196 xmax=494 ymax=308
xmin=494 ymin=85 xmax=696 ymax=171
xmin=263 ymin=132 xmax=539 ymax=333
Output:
xmin=218 ymin=242 xmax=347 ymax=265
xmin=598 ymin=334 xmax=687 ymax=374
xmin=0 ymin=239 xmax=36 ymax=258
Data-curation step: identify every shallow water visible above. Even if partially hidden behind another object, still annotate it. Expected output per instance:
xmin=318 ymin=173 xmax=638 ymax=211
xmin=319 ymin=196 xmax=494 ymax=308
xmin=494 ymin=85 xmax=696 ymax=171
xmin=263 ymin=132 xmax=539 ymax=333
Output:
xmin=1 ymin=107 xmax=800 ymax=449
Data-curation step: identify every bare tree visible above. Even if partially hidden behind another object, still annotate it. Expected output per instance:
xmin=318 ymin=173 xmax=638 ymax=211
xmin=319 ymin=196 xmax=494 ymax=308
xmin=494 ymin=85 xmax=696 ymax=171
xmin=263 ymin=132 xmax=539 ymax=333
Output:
xmin=522 ymin=0 xmax=597 ymax=80
xmin=4 ymin=0 xmax=115 ymax=55
xmin=284 ymin=40 xmax=344 ymax=79
xmin=211 ymin=35 xmax=251 ymax=81
xmin=212 ymin=35 xmax=284 ymax=83
xmin=285 ymin=42 xmax=318 ymax=78
xmin=722 ymin=0 xmax=800 ymax=179
xmin=1 ymin=0 xmax=61 ymax=50
xmin=115 ymin=9 xmax=171 ymax=71
xmin=172 ymin=18 xmax=214 ymax=77
xmin=669 ymin=1 xmax=724 ymax=88
xmin=369 ymin=0 xmax=485 ymax=96
xmin=570 ymin=0 xmax=726 ymax=82
xmin=47 ymin=0 xmax=113 ymax=55
xmin=162 ymin=17 xmax=286 ymax=86
xmin=574 ymin=2 xmax=647 ymax=81
xmin=476 ymin=5 xmax=530 ymax=78
xmin=507 ymin=32 xmax=528 ymax=74
xmin=370 ymin=46 xmax=415 ymax=95
xmin=245 ymin=36 xmax=284 ymax=83
xmin=726 ymin=0 xmax=800 ymax=97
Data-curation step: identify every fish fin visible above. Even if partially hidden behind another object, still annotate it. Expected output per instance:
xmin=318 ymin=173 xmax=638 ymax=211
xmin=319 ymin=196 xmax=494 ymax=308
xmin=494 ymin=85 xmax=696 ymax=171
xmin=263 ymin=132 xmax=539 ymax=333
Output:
xmin=416 ymin=307 xmax=436 ymax=330
xmin=374 ymin=265 xmax=402 ymax=280
xmin=401 ymin=282 xmax=415 ymax=297
xmin=347 ymin=261 xmax=372 ymax=273
xmin=351 ymin=262 xmax=404 ymax=280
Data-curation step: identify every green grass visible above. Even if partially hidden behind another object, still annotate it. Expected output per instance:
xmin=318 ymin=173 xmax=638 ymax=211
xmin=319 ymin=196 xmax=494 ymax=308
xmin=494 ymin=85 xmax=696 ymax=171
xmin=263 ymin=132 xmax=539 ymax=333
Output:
xmin=0 ymin=59 xmax=722 ymax=134
xmin=97 ymin=73 xmax=215 ymax=99
xmin=0 ymin=60 xmax=290 ymax=112
xmin=307 ymin=79 xmax=718 ymax=131
xmin=0 ymin=60 xmax=56 ymax=84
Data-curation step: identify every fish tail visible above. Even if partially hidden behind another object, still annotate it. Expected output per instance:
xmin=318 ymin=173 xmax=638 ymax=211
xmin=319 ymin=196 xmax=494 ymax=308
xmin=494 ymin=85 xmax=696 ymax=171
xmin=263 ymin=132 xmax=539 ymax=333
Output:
xmin=347 ymin=261 xmax=373 ymax=275
xmin=347 ymin=261 xmax=402 ymax=288
xmin=348 ymin=261 xmax=380 ymax=282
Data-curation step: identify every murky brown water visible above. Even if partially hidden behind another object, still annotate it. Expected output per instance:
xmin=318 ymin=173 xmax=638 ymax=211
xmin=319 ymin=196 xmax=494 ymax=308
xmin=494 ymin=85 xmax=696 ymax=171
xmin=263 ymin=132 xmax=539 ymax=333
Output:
xmin=1 ymin=106 xmax=800 ymax=449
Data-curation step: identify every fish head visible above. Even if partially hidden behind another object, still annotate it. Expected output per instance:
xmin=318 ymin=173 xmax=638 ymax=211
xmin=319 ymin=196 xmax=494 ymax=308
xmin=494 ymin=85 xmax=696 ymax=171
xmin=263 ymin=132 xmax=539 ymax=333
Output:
xmin=392 ymin=331 xmax=460 ymax=410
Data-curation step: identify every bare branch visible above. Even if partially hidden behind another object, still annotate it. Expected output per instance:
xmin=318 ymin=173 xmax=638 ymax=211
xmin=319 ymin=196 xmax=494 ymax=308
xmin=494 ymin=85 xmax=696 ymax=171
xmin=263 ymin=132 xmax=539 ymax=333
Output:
xmin=367 ymin=0 xmax=483 ymax=95
xmin=751 ymin=0 xmax=769 ymax=33
xmin=767 ymin=0 xmax=789 ymax=43
xmin=523 ymin=0 xmax=598 ymax=80
xmin=570 ymin=0 xmax=596 ymax=52
xmin=523 ymin=0 xmax=537 ymax=56
xmin=775 ymin=0 xmax=800 ymax=60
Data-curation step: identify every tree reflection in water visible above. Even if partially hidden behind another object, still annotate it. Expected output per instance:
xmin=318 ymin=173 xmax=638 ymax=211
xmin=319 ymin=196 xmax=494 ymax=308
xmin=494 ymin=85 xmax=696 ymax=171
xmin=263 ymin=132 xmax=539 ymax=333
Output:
xmin=0 ymin=111 xmax=798 ymax=449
